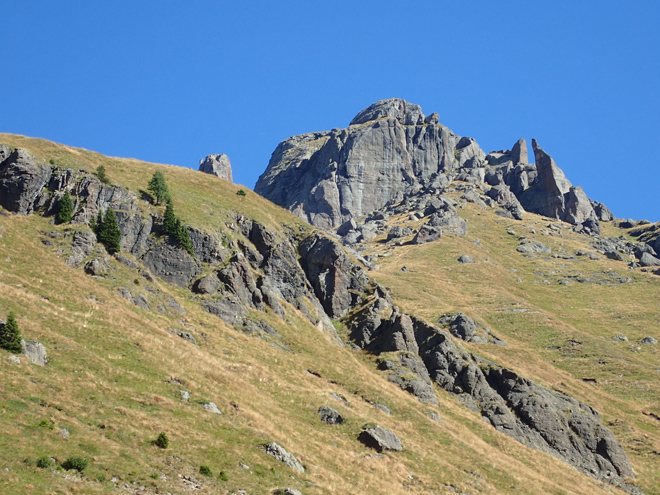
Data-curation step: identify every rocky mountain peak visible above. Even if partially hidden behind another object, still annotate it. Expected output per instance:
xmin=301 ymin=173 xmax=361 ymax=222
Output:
xmin=349 ymin=98 xmax=426 ymax=126
xmin=255 ymin=99 xmax=606 ymax=235
xmin=199 ymin=153 xmax=232 ymax=182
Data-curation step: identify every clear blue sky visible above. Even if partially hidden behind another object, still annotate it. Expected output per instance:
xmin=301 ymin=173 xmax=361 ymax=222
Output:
xmin=2 ymin=1 xmax=659 ymax=221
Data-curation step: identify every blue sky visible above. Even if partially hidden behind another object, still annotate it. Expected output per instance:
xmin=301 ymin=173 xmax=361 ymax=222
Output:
xmin=2 ymin=1 xmax=659 ymax=221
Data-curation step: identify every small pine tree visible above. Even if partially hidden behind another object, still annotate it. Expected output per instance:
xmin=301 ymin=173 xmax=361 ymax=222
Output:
xmin=56 ymin=191 xmax=74 ymax=224
xmin=163 ymin=199 xmax=177 ymax=235
xmin=96 ymin=165 xmax=110 ymax=185
xmin=0 ymin=312 xmax=23 ymax=353
xmin=97 ymin=209 xmax=121 ymax=254
xmin=154 ymin=431 xmax=169 ymax=449
xmin=148 ymin=171 xmax=170 ymax=205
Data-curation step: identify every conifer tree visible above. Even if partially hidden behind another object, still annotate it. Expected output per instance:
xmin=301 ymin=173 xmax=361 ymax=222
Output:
xmin=0 ymin=312 xmax=23 ymax=353
xmin=148 ymin=171 xmax=170 ymax=205
xmin=163 ymin=199 xmax=177 ymax=235
xmin=56 ymin=190 xmax=74 ymax=224
xmin=97 ymin=208 xmax=121 ymax=254
xmin=96 ymin=165 xmax=111 ymax=185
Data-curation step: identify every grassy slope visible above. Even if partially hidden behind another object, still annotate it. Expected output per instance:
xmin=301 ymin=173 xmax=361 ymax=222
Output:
xmin=0 ymin=134 xmax=655 ymax=494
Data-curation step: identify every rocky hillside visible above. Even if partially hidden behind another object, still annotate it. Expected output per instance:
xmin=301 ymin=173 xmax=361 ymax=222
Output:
xmin=0 ymin=132 xmax=659 ymax=495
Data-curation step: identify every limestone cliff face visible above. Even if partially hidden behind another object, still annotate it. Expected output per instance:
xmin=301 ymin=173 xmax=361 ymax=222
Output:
xmin=255 ymin=98 xmax=603 ymax=234
xmin=255 ymin=98 xmax=472 ymax=230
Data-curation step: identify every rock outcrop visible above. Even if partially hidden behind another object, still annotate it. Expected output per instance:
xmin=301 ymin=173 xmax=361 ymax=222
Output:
xmin=255 ymin=98 xmax=472 ymax=229
xmin=199 ymin=154 xmax=232 ymax=182
xmin=255 ymin=100 xmax=606 ymax=235
xmin=346 ymin=287 xmax=635 ymax=490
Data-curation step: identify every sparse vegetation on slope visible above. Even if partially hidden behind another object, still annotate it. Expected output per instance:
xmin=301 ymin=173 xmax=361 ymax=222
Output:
xmin=0 ymin=133 xmax=658 ymax=495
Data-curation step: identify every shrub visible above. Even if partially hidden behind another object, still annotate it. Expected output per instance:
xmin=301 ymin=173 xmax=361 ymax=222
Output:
xmin=49 ymin=158 xmax=55 ymax=165
xmin=56 ymin=191 xmax=74 ymax=224
xmin=218 ymin=470 xmax=229 ymax=482
xmin=96 ymin=165 xmax=111 ymax=185
xmin=199 ymin=465 xmax=212 ymax=477
xmin=0 ymin=312 xmax=22 ymax=353
xmin=148 ymin=171 xmax=170 ymax=205
xmin=236 ymin=189 xmax=246 ymax=197
xmin=61 ymin=456 xmax=88 ymax=472
xmin=36 ymin=456 xmax=52 ymax=469
xmin=149 ymin=472 xmax=159 ymax=480
xmin=153 ymin=431 xmax=169 ymax=449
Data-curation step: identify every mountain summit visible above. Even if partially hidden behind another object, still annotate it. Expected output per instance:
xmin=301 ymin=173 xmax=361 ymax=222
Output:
xmin=255 ymin=98 xmax=602 ymax=234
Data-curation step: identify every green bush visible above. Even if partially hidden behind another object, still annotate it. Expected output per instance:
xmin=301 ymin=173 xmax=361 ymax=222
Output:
xmin=61 ymin=456 xmax=88 ymax=472
xmin=199 ymin=465 xmax=212 ymax=477
xmin=218 ymin=470 xmax=229 ymax=482
xmin=149 ymin=472 xmax=159 ymax=480
xmin=0 ymin=312 xmax=22 ymax=353
xmin=56 ymin=190 xmax=74 ymax=224
xmin=36 ymin=456 xmax=52 ymax=469
xmin=236 ymin=189 xmax=246 ymax=197
xmin=153 ymin=431 xmax=169 ymax=449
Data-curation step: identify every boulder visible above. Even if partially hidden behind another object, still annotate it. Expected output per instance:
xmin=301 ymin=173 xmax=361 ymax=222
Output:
xmin=199 ymin=154 xmax=232 ymax=182
xmin=641 ymin=337 xmax=658 ymax=345
xmin=358 ymin=425 xmax=403 ymax=452
xmin=202 ymin=402 xmax=222 ymax=415
xmin=84 ymin=259 xmax=108 ymax=276
xmin=387 ymin=225 xmax=413 ymax=241
xmin=591 ymin=200 xmax=614 ymax=221
xmin=141 ymin=241 xmax=200 ymax=287
xmin=638 ymin=252 xmax=660 ymax=267
xmin=21 ymin=340 xmax=48 ymax=366
xmin=318 ymin=406 xmax=344 ymax=424
xmin=411 ymin=225 xmax=442 ymax=244
xmin=457 ymin=255 xmax=474 ymax=264
xmin=193 ymin=273 xmax=221 ymax=294
xmin=263 ymin=442 xmax=305 ymax=472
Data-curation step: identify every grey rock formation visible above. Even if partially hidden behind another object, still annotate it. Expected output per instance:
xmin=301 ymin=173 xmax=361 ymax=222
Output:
xmin=519 ymin=140 xmax=600 ymax=234
xmin=255 ymin=99 xmax=477 ymax=229
xmin=457 ymin=255 xmax=474 ymax=264
xmin=263 ymin=442 xmax=305 ymax=472
xmin=142 ymin=241 xmax=200 ymax=287
xmin=592 ymin=200 xmax=614 ymax=221
xmin=346 ymin=292 xmax=634 ymax=489
xmin=0 ymin=148 xmax=52 ymax=214
xmin=21 ymin=340 xmax=49 ymax=366
xmin=318 ymin=406 xmax=344 ymax=424
xmin=299 ymin=233 xmax=368 ymax=318
xmin=358 ymin=425 xmax=403 ymax=452
xmin=199 ymin=154 xmax=232 ymax=182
